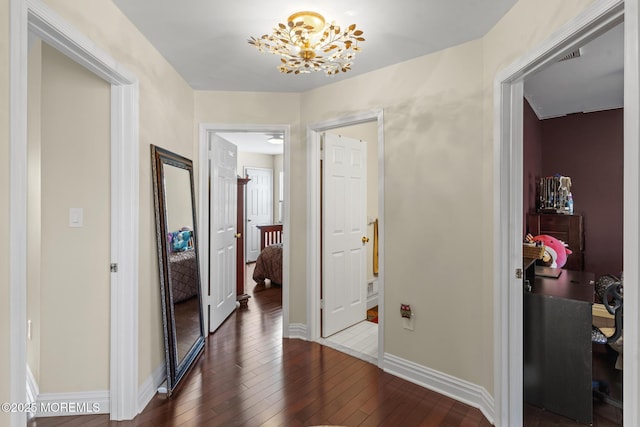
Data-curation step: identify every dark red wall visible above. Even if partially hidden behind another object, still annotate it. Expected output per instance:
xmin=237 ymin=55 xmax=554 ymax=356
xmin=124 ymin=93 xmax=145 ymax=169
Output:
xmin=523 ymin=99 xmax=542 ymax=226
xmin=523 ymin=103 xmax=623 ymax=279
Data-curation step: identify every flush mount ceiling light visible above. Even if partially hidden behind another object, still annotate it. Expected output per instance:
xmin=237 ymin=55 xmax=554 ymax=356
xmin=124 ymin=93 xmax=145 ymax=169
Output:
xmin=248 ymin=11 xmax=365 ymax=75
xmin=267 ymin=135 xmax=284 ymax=144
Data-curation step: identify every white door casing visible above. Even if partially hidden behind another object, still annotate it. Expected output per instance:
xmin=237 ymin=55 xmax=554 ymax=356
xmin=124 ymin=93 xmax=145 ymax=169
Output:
xmin=10 ymin=0 xmax=140 ymax=424
xmin=209 ymin=134 xmax=238 ymax=333
xmin=493 ymin=1 xmax=640 ymax=425
xmin=245 ymin=167 xmax=273 ymax=262
xmin=322 ymin=133 xmax=368 ymax=337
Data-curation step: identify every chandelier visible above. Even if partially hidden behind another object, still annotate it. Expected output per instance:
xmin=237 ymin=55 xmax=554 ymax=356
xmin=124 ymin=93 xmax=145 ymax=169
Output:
xmin=248 ymin=11 xmax=365 ymax=75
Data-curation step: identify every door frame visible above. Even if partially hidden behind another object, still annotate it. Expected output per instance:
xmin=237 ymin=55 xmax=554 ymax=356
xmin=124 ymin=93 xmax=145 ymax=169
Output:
xmin=244 ymin=166 xmax=274 ymax=263
xmin=9 ymin=0 xmax=140 ymax=424
xmin=198 ymin=124 xmax=291 ymax=337
xmin=493 ymin=0 xmax=639 ymax=425
xmin=306 ymin=109 xmax=385 ymax=367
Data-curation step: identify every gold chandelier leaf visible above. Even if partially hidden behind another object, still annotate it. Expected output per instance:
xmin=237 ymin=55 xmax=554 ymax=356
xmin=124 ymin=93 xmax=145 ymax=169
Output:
xmin=250 ymin=11 xmax=364 ymax=76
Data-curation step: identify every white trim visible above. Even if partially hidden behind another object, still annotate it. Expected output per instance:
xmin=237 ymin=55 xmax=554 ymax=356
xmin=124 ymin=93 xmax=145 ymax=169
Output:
xmin=137 ymin=362 xmax=166 ymax=413
xmin=198 ymin=124 xmax=291 ymax=338
xmin=287 ymin=323 xmax=308 ymax=340
xmin=623 ymin=1 xmax=640 ymax=425
xmin=319 ymin=336 xmax=377 ymax=366
xmin=9 ymin=0 xmax=140 ymax=424
xmin=492 ymin=0 xmax=639 ymax=425
xmin=384 ymin=353 xmax=494 ymax=425
xmin=306 ymin=109 xmax=385 ymax=368
xmin=9 ymin=2 xmax=29 ymax=426
xmin=26 ymin=366 xmax=38 ymax=420
xmin=36 ymin=391 xmax=110 ymax=417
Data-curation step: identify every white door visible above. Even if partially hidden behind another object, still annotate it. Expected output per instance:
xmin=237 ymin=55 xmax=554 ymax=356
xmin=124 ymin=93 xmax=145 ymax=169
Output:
xmin=245 ymin=167 xmax=273 ymax=262
xmin=322 ymin=133 xmax=368 ymax=337
xmin=209 ymin=134 xmax=238 ymax=333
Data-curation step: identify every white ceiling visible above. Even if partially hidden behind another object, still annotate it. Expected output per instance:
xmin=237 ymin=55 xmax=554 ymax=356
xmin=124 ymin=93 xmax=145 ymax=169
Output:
xmin=524 ymin=23 xmax=624 ymax=120
xmin=111 ymin=1 xmax=624 ymax=129
xmin=218 ymin=131 xmax=284 ymax=155
xmin=112 ymin=0 xmax=517 ymax=93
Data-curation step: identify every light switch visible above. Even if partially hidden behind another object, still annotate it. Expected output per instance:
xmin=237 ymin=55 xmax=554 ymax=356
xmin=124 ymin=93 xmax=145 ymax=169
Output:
xmin=69 ymin=208 xmax=83 ymax=227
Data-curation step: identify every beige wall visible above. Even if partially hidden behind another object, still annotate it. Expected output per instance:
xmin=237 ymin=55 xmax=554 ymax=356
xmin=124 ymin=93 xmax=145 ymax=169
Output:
xmin=0 ymin=0 xmax=599 ymax=417
xmin=38 ymin=43 xmax=111 ymax=392
xmin=39 ymin=0 xmax=196 ymax=387
xmin=303 ymin=39 xmax=488 ymax=386
xmin=1 ymin=0 xmax=10 ymax=422
xmin=164 ymin=165 xmax=195 ymax=234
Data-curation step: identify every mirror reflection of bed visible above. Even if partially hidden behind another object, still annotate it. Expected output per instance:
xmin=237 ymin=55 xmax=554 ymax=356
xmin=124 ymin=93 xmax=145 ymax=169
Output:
xmin=168 ymin=248 xmax=201 ymax=363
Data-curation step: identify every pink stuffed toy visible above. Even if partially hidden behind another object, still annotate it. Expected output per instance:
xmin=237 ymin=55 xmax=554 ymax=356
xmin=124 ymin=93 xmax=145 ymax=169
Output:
xmin=525 ymin=234 xmax=572 ymax=268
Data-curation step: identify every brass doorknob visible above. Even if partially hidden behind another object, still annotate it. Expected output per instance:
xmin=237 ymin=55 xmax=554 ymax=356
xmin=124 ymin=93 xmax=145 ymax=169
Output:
xmin=362 ymin=236 xmax=369 ymax=243
xmin=235 ymin=233 xmax=242 ymax=238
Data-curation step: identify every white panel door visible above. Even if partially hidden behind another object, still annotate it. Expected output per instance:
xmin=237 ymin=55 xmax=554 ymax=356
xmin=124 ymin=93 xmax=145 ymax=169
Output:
xmin=322 ymin=133 xmax=367 ymax=337
xmin=245 ymin=167 xmax=273 ymax=262
xmin=209 ymin=135 xmax=238 ymax=333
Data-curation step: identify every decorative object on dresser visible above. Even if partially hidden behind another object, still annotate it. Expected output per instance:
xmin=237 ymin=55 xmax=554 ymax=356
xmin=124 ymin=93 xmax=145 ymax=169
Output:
xmin=527 ymin=213 xmax=584 ymax=271
xmin=538 ymin=175 xmax=573 ymax=214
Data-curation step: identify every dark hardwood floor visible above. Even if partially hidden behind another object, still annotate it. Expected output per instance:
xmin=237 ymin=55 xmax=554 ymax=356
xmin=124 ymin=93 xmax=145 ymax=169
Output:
xmin=29 ymin=283 xmax=491 ymax=426
xmin=28 ymin=277 xmax=623 ymax=427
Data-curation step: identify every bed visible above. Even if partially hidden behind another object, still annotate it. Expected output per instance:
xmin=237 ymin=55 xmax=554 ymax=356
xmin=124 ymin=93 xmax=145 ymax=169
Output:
xmin=253 ymin=243 xmax=283 ymax=286
xmin=168 ymin=249 xmax=199 ymax=303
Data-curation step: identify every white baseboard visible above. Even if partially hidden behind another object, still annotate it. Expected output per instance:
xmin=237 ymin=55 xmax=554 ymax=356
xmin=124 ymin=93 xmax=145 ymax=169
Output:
xmin=36 ymin=390 xmax=109 ymax=417
xmin=138 ymin=362 xmax=166 ymax=413
xmin=26 ymin=365 xmax=39 ymax=420
xmin=287 ymin=323 xmax=308 ymax=340
xmin=367 ymin=293 xmax=378 ymax=310
xmin=384 ymin=353 xmax=495 ymax=425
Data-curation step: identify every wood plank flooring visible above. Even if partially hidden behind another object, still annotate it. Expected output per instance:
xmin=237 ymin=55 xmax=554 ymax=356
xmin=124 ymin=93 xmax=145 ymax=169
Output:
xmin=26 ymin=275 xmax=623 ymax=426
xmin=28 ymin=284 xmax=492 ymax=426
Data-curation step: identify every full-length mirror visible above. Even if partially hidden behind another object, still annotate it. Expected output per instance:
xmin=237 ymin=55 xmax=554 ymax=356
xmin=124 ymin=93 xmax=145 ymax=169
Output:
xmin=151 ymin=145 xmax=205 ymax=397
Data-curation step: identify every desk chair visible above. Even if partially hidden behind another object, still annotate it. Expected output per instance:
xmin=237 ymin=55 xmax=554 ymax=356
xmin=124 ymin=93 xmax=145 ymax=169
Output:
xmin=591 ymin=280 xmax=623 ymax=409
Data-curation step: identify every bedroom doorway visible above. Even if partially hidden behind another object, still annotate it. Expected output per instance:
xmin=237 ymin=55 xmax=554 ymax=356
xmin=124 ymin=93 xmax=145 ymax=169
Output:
xmin=494 ymin=0 xmax=639 ymax=424
xmin=521 ymin=21 xmax=624 ymax=424
xmin=307 ymin=110 xmax=385 ymax=367
xmin=198 ymin=124 xmax=290 ymax=338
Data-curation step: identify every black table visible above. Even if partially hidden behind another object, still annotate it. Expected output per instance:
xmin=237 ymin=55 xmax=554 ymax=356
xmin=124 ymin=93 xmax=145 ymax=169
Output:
xmin=523 ymin=267 xmax=595 ymax=424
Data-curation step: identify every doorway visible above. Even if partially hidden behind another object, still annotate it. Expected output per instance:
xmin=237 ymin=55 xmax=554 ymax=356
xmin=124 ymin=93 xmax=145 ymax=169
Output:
xmin=10 ymin=0 xmax=140 ymax=423
xmin=244 ymin=167 xmax=274 ymax=263
xmin=494 ymin=0 xmax=639 ymax=425
xmin=198 ymin=124 xmax=291 ymax=338
xmin=307 ymin=110 xmax=385 ymax=367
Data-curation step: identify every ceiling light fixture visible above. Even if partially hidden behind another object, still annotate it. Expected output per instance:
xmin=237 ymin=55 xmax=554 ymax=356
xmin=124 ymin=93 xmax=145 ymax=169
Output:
xmin=248 ymin=11 xmax=365 ymax=75
xmin=267 ymin=136 xmax=284 ymax=145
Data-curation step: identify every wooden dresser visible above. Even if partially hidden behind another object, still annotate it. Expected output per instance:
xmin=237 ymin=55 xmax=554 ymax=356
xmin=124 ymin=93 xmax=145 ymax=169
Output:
xmin=526 ymin=213 xmax=584 ymax=271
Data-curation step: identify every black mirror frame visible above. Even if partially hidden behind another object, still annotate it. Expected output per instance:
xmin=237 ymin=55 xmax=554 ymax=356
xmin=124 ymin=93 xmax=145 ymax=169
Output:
xmin=150 ymin=144 xmax=205 ymax=397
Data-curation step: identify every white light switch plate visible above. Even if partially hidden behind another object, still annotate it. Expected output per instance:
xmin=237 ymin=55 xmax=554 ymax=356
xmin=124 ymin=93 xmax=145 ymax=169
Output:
xmin=69 ymin=208 xmax=83 ymax=227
